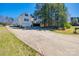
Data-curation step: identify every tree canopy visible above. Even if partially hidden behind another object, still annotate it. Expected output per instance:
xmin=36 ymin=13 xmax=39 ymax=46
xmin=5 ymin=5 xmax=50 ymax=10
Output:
xmin=34 ymin=3 xmax=68 ymax=29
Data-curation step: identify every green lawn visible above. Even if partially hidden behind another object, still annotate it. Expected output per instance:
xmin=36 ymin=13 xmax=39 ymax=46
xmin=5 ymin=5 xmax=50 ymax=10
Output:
xmin=0 ymin=26 xmax=39 ymax=56
xmin=51 ymin=26 xmax=79 ymax=35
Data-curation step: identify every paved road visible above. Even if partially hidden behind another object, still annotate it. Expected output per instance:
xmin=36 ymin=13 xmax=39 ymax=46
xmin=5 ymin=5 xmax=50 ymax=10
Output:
xmin=7 ymin=26 xmax=79 ymax=56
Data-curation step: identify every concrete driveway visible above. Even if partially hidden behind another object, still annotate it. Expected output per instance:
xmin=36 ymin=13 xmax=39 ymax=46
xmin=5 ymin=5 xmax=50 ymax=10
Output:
xmin=7 ymin=26 xmax=79 ymax=56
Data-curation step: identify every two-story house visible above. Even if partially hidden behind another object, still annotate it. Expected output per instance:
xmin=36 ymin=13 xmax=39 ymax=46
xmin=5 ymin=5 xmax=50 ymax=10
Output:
xmin=16 ymin=13 xmax=34 ymax=28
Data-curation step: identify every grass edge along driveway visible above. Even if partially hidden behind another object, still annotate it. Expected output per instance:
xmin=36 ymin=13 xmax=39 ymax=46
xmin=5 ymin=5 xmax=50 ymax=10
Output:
xmin=0 ymin=26 xmax=39 ymax=56
xmin=51 ymin=26 xmax=79 ymax=35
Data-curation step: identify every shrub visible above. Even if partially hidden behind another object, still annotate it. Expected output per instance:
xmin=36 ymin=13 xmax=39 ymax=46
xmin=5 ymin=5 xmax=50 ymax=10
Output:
xmin=64 ymin=22 xmax=71 ymax=29
xmin=0 ymin=22 xmax=8 ymax=26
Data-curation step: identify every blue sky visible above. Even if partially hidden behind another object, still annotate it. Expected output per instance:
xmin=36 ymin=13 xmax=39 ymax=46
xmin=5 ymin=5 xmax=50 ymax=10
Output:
xmin=0 ymin=3 xmax=36 ymax=18
xmin=0 ymin=3 xmax=79 ymax=18
xmin=65 ymin=3 xmax=79 ymax=17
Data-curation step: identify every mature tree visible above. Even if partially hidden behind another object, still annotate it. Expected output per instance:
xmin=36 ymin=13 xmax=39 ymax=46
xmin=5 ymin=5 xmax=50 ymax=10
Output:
xmin=34 ymin=3 xmax=68 ymax=29
xmin=56 ymin=4 xmax=68 ymax=29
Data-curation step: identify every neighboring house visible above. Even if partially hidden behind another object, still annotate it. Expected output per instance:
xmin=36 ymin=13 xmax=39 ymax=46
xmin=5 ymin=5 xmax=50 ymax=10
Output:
xmin=71 ymin=17 xmax=79 ymax=26
xmin=16 ymin=13 xmax=34 ymax=28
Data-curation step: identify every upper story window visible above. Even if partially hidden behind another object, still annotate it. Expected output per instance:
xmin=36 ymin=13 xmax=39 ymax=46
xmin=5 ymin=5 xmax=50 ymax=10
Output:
xmin=25 ymin=14 xmax=28 ymax=16
xmin=24 ymin=18 xmax=29 ymax=21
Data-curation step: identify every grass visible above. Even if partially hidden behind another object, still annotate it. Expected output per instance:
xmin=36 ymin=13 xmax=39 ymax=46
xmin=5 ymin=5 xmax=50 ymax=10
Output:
xmin=51 ymin=26 xmax=79 ymax=35
xmin=0 ymin=26 xmax=39 ymax=56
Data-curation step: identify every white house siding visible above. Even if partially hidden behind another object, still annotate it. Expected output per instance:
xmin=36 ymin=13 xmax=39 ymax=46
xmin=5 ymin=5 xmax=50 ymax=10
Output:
xmin=33 ymin=19 xmax=42 ymax=24
xmin=17 ymin=13 xmax=33 ymax=27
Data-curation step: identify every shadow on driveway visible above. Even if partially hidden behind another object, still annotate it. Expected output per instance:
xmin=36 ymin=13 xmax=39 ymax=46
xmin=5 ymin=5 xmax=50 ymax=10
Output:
xmin=10 ymin=26 xmax=55 ymax=31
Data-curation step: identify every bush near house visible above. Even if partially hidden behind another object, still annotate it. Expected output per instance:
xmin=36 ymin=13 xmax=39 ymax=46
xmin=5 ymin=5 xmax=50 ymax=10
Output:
xmin=64 ymin=23 xmax=71 ymax=29
xmin=0 ymin=22 xmax=8 ymax=26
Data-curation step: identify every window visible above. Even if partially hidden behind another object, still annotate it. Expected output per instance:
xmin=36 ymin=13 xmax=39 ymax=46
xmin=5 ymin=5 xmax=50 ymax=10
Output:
xmin=25 ymin=14 xmax=28 ymax=16
xmin=24 ymin=19 xmax=29 ymax=21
